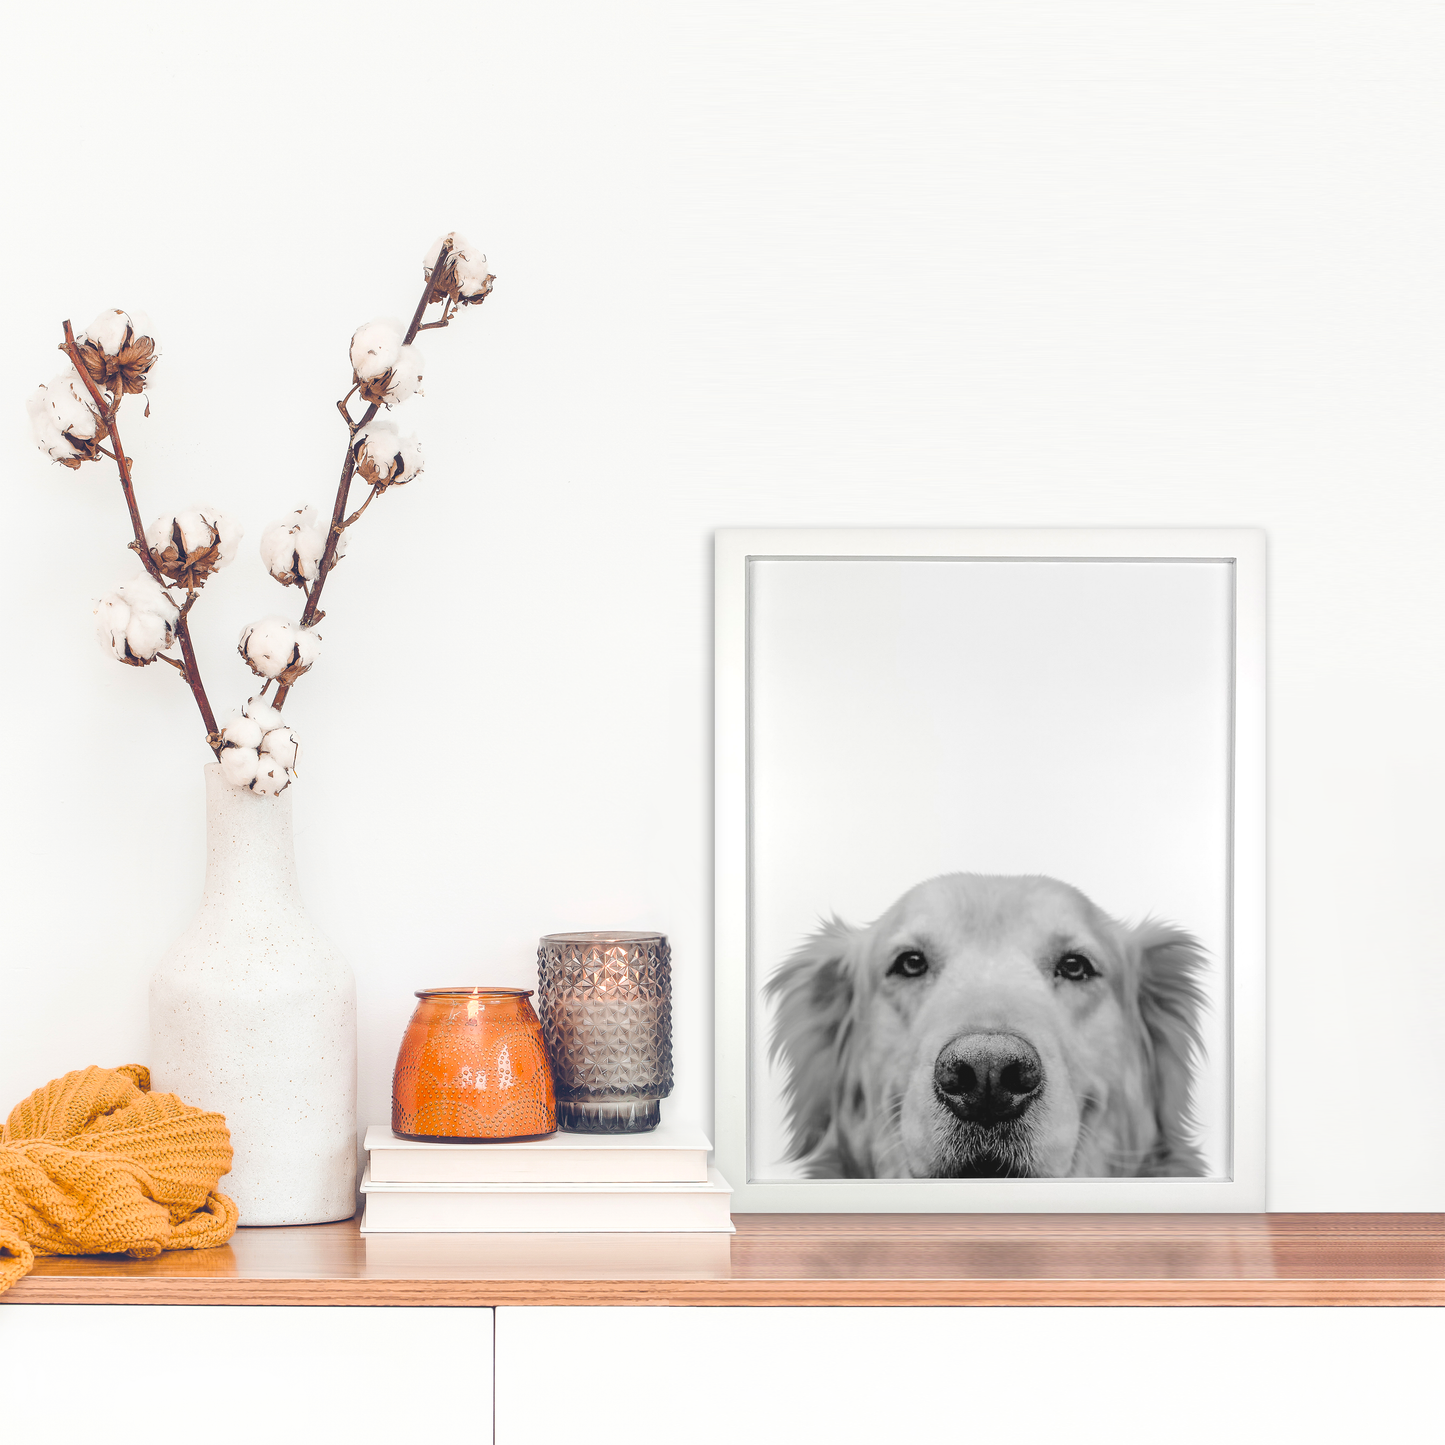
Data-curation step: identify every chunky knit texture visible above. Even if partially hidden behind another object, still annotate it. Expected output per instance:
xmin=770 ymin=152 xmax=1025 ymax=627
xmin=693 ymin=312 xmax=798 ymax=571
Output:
xmin=0 ymin=1064 xmax=238 ymax=1294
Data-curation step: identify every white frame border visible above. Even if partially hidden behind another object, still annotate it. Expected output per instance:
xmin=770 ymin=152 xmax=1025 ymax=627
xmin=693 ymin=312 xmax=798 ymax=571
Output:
xmin=715 ymin=528 xmax=1266 ymax=1212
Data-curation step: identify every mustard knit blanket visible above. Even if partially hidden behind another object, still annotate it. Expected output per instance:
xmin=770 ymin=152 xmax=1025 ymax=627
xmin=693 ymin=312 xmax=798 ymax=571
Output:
xmin=0 ymin=1064 xmax=238 ymax=1295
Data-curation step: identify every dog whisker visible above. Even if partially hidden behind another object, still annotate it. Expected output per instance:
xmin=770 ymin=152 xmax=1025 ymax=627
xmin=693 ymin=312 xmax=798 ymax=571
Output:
xmin=863 ymin=1088 xmax=911 ymax=1178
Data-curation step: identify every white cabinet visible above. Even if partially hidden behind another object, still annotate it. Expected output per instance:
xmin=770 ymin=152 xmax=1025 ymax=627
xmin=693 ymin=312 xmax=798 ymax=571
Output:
xmin=6 ymin=1303 xmax=1441 ymax=1445
xmin=496 ymin=1306 xmax=1445 ymax=1445
xmin=0 ymin=1305 xmax=493 ymax=1443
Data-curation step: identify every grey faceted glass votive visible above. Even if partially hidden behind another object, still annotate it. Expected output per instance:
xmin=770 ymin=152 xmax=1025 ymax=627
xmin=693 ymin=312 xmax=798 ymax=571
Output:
xmin=536 ymin=931 xmax=674 ymax=1133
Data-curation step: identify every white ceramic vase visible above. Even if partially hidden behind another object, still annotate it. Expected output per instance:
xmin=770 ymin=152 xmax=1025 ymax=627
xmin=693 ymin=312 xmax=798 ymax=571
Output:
xmin=150 ymin=763 xmax=357 ymax=1225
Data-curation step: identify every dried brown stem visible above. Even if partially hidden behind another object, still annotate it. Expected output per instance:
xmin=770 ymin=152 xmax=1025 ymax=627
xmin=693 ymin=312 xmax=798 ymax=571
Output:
xmin=63 ymin=320 xmax=222 ymax=755
xmin=416 ymin=298 xmax=457 ymax=331
xmin=339 ymin=484 xmax=382 ymax=531
xmin=273 ymin=242 xmax=458 ymax=710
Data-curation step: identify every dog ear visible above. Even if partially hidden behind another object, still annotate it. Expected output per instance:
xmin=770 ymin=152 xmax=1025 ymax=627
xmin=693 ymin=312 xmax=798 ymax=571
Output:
xmin=765 ymin=918 xmax=858 ymax=1169
xmin=1131 ymin=920 xmax=1209 ymax=1177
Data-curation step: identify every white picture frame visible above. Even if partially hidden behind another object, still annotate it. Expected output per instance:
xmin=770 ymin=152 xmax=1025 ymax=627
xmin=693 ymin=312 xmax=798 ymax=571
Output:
xmin=715 ymin=528 xmax=1266 ymax=1212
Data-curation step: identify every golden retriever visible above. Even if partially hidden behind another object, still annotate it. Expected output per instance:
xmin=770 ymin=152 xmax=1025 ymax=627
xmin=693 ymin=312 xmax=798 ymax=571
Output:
xmin=766 ymin=874 xmax=1208 ymax=1178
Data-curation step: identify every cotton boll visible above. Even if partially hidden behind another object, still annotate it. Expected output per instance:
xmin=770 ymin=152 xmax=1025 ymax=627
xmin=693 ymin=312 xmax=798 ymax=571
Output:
xmin=217 ymin=697 xmax=301 ymax=794
xmin=143 ymin=512 xmax=171 ymax=553
xmin=423 ymin=232 xmax=464 ymax=274
xmin=34 ymin=371 xmax=106 ymax=468
xmin=92 ymin=596 xmax=133 ymax=661
xmin=174 ymin=506 xmax=216 ymax=553
xmin=353 ymin=414 xmax=398 ymax=450
xmin=46 ymin=371 xmax=96 ymax=429
xmin=261 ymin=504 xmax=336 ymax=588
xmin=179 ymin=504 xmax=244 ymax=569
xmin=219 ymin=745 xmax=260 ymax=790
xmin=454 ymin=248 xmax=491 ymax=301
xmin=350 ymin=319 xmax=403 ymax=381
xmin=116 ymin=572 xmax=178 ymax=625
xmin=292 ymin=626 xmax=322 ymax=672
xmin=124 ymin=607 xmax=172 ymax=660
xmin=93 ymin=571 xmax=178 ymax=666
xmin=353 ymin=322 xmax=421 ymax=406
xmin=177 ymin=504 xmax=243 ymax=565
xmin=211 ymin=510 xmax=244 ymax=567
xmin=83 ymin=308 xmax=133 ymax=355
xmin=238 ymin=616 xmax=321 ymax=685
xmin=354 ymin=415 xmax=421 ymax=489
xmin=241 ymin=697 xmax=285 ymax=733
xmin=259 ymin=507 xmax=306 ymax=584
xmin=74 ymin=311 xmax=159 ymax=396
xmin=353 ymin=415 xmax=402 ymax=487
xmin=147 ymin=503 xmax=244 ymax=588
xmin=222 ymin=714 xmax=264 ymax=750
xmin=238 ymin=616 xmax=298 ymax=679
xmin=394 ymin=433 xmax=424 ymax=484
xmin=114 ymin=572 xmax=180 ymax=660
xmin=28 ymin=388 xmax=86 ymax=467
xmin=259 ymin=726 xmax=299 ymax=772
xmin=251 ymin=760 xmax=289 ymax=797
xmin=382 ymin=344 xmax=424 ymax=405
xmin=424 ymin=232 xmax=493 ymax=305
xmin=119 ymin=571 xmax=175 ymax=609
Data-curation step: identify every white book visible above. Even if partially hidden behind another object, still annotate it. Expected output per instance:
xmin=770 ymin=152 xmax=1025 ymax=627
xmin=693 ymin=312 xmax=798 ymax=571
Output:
xmin=363 ymin=1121 xmax=712 ymax=1184
xmin=358 ymin=1164 xmax=735 ymax=1233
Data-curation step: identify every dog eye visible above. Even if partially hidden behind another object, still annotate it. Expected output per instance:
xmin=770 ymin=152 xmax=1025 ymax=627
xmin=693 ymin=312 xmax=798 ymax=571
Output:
xmin=1054 ymin=952 xmax=1098 ymax=982
xmin=887 ymin=950 xmax=929 ymax=979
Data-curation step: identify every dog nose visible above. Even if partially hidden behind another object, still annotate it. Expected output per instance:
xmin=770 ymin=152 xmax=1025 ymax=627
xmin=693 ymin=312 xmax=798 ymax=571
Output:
xmin=933 ymin=1033 xmax=1043 ymax=1125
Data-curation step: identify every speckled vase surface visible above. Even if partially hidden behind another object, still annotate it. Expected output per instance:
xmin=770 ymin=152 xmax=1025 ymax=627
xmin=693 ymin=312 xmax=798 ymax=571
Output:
xmin=150 ymin=763 xmax=357 ymax=1225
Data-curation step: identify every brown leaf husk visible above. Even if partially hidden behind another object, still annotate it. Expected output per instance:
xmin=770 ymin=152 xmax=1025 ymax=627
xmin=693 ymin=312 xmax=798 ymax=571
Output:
xmin=150 ymin=518 xmax=224 ymax=590
xmin=273 ymin=647 xmax=314 ymax=687
xmin=425 ymin=254 xmax=494 ymax=307
xmin=73 ymin=328 xmax=157 ymax=399
xmin=355 ymin=369 xmax=394 ymax=406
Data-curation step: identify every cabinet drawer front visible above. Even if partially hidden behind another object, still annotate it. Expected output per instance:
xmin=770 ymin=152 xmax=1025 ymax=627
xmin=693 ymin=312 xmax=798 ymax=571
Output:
xmin=497 ymin=1306 xmax=1443 ymax=1444
xmin=1 ymin=1304 xmax=493 ymax=1442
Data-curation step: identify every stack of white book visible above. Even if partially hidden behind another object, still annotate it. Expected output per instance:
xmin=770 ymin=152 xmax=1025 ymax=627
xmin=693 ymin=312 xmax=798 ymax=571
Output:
xmin=359 ymin=1121 xmax=733 ymax=1233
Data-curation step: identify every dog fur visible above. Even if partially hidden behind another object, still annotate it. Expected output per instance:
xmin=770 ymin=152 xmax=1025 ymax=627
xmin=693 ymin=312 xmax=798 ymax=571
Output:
xmin=766 ymin=873 xmax=1208 ymax=1178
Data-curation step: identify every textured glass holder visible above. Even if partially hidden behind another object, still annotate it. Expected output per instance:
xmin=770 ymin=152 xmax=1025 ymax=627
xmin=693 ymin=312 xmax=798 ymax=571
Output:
xmin=536 ymin=931 xmax=674 ymax=1134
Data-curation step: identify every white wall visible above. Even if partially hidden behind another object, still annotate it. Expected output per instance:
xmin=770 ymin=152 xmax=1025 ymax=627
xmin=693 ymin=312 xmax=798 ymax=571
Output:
xmin=1 ymin=1 xmax=1442 ymax=1210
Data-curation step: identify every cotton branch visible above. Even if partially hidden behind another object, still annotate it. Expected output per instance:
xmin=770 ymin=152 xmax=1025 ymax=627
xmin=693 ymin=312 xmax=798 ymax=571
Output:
xmin=61 ymin=321 xmax=222 ymax=753
xmin=271 ymin=238 xmax=489 ymax=710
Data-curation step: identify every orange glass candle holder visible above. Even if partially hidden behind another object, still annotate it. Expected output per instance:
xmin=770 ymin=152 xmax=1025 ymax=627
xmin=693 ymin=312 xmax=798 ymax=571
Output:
xmin=391 ymin=987 xmax=557 ymax=1142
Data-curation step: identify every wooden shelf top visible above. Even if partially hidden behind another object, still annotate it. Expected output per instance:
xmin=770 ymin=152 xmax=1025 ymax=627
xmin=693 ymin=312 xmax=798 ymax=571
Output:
xmin=9 ymin=1214 xmax=1445 ymax=1307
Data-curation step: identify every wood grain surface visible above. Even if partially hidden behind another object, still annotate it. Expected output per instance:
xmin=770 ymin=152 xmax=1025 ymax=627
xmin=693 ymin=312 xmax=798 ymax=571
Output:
xmin=8 ymin=1214 xmax=1444 ymax=1307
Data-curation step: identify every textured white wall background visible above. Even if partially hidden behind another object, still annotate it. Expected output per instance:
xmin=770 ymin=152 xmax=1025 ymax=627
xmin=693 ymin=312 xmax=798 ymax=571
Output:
xmin=1 ymin=1 xmax=1442 ymax=1210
